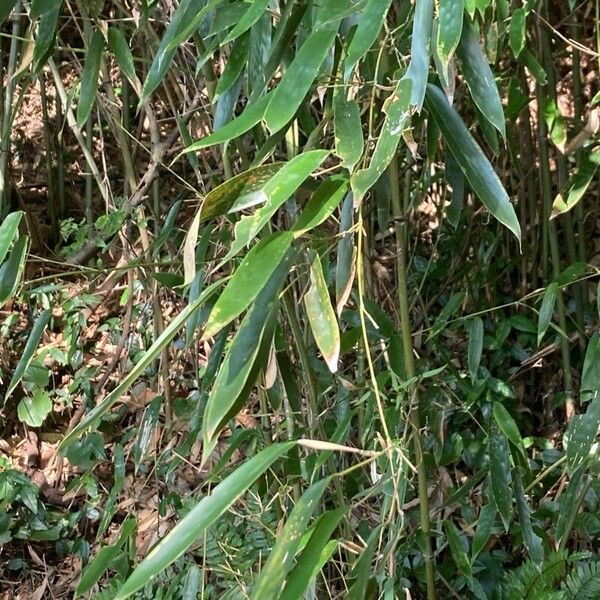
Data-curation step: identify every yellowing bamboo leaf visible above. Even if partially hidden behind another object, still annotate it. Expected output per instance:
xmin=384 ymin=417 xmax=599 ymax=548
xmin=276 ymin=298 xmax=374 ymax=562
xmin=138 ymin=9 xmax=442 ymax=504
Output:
xmin=304 ymin=253 xmax=340 ymax=373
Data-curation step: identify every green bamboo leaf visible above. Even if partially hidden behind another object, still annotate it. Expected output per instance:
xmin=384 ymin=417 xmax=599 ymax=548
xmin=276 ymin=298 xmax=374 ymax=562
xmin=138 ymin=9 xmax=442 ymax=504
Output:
xmin=444 ymin=521 xmax=472 ymax=578
xmin=0 ymin=211 xmax=23 ymax=264
xmin=107 ymin=27 xmax=139 ymax=93
xmin=518 ymin=48 xmax=547 ymax=85
xmin=214 ymin=31 xmax=251 ymax=100
xmin=280 ymin=507 xmax=345 ymax=600
xmin=180 ymin=93 xmax=271 ymax=153
xmin=5 ymin=309 xmax=51 ymax=400
xmin=199 ymin=162 xmax=283 ymax=222
xmin=493 ymin=402 xmax=524 ymax=454
xmin=343 ymin=0 xmax=393 ymax=80
xmin=437 ymin=0 xmax=464 ymax=69
xmin=221 ymin=0 xmax=270 ymax=45
xmin=565 ymin=396 xmax=600 ymax=470
xmin=467 ymin=317 xmax=483 ymax=381
xmin=445 ymin=150 xmax=465 ymax=228
xmin=509 ymin=7 xmax=527 ymax=57
xmin=30 ymin=0 xmax=62 ymax=19
xmin=512 ymin=466 xmax=543 ymax=564
xmin=133 ymin=396 xmax=162 ymax=473
xmin=115 ymin=442 xmax=295 ymax=600
xmin=304 ymin=252 xmax=340 ymax=373
xmin=0 ymin=1 xmax=18 ymax=22
xmin=581 ymin=334 xmax=600 ymax=404
xmin=347 ymin=525 xmax=382 ymax=600
xmin=219 ymin=150 xmax=329 ymax=264
xmin=264 ymin=24 xmax=338 ymax=133
xmin=203 ymin=232 xmax=294 ymax=340
xmin=140 ymin=0 xmax=215 ymax=104
xmin=456 ymin=18 xmax=505 ymax=137
xmin=292 ymin=177 xmax=349 ymax=236
xmin=472 ymin=502 xmax=496 ymax=559
xmin=555 ymin=465 xmax=584 ymax=544
xmin=250 ymin=478 xmax=329 ymax=600
xmin=537 ymin=281 xmax=558 ymax=346
xmin=551 ymin=148 xmax=600 ymax=219
xmin=334 ymin=90 xmax=363 ymax=171
xmin=76 ymin=30 xmax=104 ymax=128
xmin=202 ymin=250 xmax=294 ymax=445
xmin=351 ymin=79 xmax=412 ymax=199
xmin=77 ymin=518 xmax=137 ymax=596
xmin=182 ymin=566 xmax=201 ymax=600
xmin=0 ymin=236 xmax=28 ymax=308
xmin=403 ymin=0 xmax=433 ymax=110
xmin=335 ymin=192 xmax=355 ymax=316
xmin=164 ymin=0 xmax=225 ymax=51
xmin=59 ymin=279 xmax=223 ymax=448
xmin=564 ymin=334 xmax=600 ymax=468
xmin=425 ymin=84 xmax=521 ymax=241
xmin=32 ymin=4 xmax=61 ymax=74
xmin=489 ymin=428 xmax=513 ymax=531
xmin=428 ymin=290 xmax=465 ymax=341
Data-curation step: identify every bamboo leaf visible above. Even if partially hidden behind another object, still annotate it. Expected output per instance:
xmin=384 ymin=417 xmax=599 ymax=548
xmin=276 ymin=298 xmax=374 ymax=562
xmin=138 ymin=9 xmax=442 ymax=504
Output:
xmin=304 ymin=252 xmax=340 ymax=373
xmin=0 ymin=211 xmax=23 ymax=264
xmin=509 ymin=7 xmax=527 ymax=57
xmin=280 ymin=508 xmax=345 ymax=600
xmin=335 ymin=192 xmax=356 ymax=316
xmin=203 ymin=232 xmax=294 ymax=340
xmin=292 ymin=177 xmax=349 ymax=236
xmin=437 ymin=0 xmax=464 ymax=70
xmin=76 ymin=29 xmax=104 ymax=129
xmin=512 ymin=466 xmax=543 ymax=564
xmin=351 ymin=79 xmax=412 ymax=199
xmin=221 ymin=0 xmax=270 ymax=45
xmin=5 ymin=309 xmax=52 ymax=401
xmin=250 ymin=478 xmax=329 ymax=600
xmin=343 ymin=0 xmax=393 ymax=80
xmin=32 ymin=4 xmax=61 ymax=74
xmin=77 ymin=518 xmax=137 ymax=596
xmin=565 ymin=396 xmax=600 ymax=470
xmin=30 ymin=0 xmax=62 ymax=19
xmin=334 ymin=90 xmax=363 ymax=171
xmin=219 ymin=151 xmax=329 ymax=263
xmin=0 ymin=236 xmax=28 ymax=308
xmin=214 ymin=31 xmax=251 ymax=100
xmin=425 ymin=84 xmax=521 ymax=242
xmin=180 ymin=93 xmax=271 ymax=153
xmin=467 ymin=317 xmax=483 ymax=381
xmin=115 ymin=442 xmax=296 ymax=600
xmin=456 ymin=18 xmax=505 ymax=137
xmin=107 ymin=27 xmax=140 ymax=94
xmin=493 ymin=402 xmax=524 ymax=456
xmin=0 ymin=0 xmax=18 ymax=22
xmin=489 ymin=427 xmax=513 ymax=531
xmin=551 ymin=148 xmax=600 ymax=219
xmin=444 ymin=521 xmax=472 ymax=578
xmin=403 ymin=0 xmax=433 ymax=111
xmin=264 ymin=24 xmax=338 ymax=133
xmin=202 ymin=250 xmax=295 ymax=445
xmin=537 ymin=282 xmax=558 ymax=346
xmin=472 ymin=502 xmax=496 ymax=559
xmin=199 ymin=162 xmax=283 ymax=222
xmin=140 ymin=0 xmax=217 ymax=104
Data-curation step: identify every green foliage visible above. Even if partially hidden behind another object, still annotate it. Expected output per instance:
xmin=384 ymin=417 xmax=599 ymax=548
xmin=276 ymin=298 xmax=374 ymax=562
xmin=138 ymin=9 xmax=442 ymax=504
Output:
xmin=1 ymin=0 xmax=598 ymax=598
